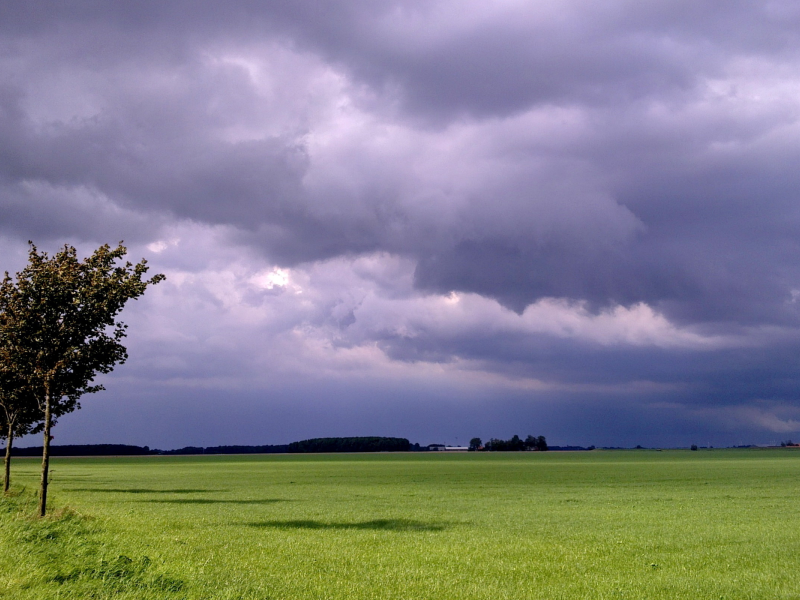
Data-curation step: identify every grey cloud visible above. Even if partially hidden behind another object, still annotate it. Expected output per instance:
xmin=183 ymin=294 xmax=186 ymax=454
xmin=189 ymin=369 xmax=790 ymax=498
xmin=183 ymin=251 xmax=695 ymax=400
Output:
xmin=5 ymin=1 xmax=799 ymax=117
xmin=245 ymin=0 xmax=800 ymax=118
xmin=2 ymin=2 xmax=799 ymax=325
xmin=3 ymin=1 xmax=800 ymax=447
xmin=0 ymin=77 xmax=308 ymax=227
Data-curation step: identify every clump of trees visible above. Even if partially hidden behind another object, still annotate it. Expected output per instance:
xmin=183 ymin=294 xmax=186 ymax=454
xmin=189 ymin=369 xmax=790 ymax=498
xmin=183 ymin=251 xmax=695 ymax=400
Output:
xmin=472 ymin=434 xmax=548 ymax=451
xmin=0 ymin=243 xmax=163 ymax=516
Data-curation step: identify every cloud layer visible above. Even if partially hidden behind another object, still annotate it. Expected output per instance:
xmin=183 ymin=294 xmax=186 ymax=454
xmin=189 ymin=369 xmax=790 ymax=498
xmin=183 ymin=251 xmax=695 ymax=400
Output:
xmin=3 ymin=1 xmax=800 ymax=447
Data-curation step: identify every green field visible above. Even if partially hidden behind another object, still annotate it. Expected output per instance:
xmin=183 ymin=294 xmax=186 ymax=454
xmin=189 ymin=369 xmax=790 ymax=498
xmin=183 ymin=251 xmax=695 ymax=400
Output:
xmin=2 ymin=450 xmax=800 ymax=599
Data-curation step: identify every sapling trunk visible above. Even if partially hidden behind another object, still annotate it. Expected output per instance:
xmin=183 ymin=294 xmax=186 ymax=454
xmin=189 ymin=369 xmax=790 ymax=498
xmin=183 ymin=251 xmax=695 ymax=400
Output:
xmin=3 ymin=419 xmax=13 ymax=493
xmin=38 ymin=385 xmax=51 ymax=517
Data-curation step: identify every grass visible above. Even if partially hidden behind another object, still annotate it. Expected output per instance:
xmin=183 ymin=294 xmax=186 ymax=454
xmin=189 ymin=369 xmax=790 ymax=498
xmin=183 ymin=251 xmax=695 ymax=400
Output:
xmin=2 ymin=449 xmax=800 ymax=599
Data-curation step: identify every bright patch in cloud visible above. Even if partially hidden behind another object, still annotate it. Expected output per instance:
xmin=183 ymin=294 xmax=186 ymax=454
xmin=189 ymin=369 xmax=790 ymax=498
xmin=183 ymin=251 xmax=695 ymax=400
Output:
xmin=253 ymin=268 xmax=290 ymax=290
xmin=146 ymin=239 xmax=180 ymax=254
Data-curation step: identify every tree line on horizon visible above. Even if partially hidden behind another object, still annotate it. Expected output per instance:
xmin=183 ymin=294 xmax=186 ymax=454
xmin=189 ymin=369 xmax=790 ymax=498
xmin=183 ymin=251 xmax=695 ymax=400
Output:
xmin=149 ymin=437 xmax=412 ymax=454
xmin=8 ymin=437 xmax=415 ymax=457
xmin=9 ymin=437 xmax=427 ymax=456
xmin=0 ymin=243 xmax=163 ymax=516
xmin=18 ymin=439 xmax=778 ymax=456
xmin=469 ymin=435 xmax=549 ymax=451
xmin=9 ymin=435 xmax=560 ymax=456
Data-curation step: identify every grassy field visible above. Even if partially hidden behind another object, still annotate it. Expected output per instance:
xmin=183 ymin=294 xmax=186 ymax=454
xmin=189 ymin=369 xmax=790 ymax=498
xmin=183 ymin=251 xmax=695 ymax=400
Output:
xmin=2 ymin=450 xmax=800 ymax=599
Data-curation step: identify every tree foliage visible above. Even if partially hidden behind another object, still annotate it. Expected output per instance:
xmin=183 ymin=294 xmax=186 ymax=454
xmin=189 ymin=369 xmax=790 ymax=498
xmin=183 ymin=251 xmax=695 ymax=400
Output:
xmin=0 ymin=242 xmax=163 ymax=514
xmin=526 ymin=435 xmax=548 ymax=452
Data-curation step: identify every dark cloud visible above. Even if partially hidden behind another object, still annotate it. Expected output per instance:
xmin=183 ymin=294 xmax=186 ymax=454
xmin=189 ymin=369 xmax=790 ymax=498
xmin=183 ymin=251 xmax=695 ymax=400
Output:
xmin=2 ymin=1 xmax=800 ymax=446
xmin=250 ymin=1 xmax=800 ymax=118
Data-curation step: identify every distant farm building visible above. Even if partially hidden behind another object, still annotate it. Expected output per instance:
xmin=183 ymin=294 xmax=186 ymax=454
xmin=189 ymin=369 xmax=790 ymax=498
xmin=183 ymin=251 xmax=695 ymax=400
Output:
xmin=427 ymin=444 xmax=468 ymax=451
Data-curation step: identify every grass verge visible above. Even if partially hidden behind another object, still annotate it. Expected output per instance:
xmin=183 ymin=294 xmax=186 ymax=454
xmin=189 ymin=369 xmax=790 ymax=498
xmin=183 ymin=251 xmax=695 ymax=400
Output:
xmin=0 ymin=489 xmax=185 ymax=600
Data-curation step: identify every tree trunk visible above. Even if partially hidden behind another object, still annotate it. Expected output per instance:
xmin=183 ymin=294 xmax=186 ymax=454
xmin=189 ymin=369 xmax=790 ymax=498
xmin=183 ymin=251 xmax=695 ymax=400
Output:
xmin=3 ymin=419 xmax=13 ymax=493
xmin=38 ymin=384 xmax=51 ymax=517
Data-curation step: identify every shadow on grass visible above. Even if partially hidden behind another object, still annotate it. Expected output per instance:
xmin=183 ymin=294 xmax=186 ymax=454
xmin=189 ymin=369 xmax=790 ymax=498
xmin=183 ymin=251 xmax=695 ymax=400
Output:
xmin=65 ymin=488 xmax=223 ymax=494
xmin=142 ymin=499 xmax=286 ymax=505
xmin=247 ymin=518 xmax=450 ymax=532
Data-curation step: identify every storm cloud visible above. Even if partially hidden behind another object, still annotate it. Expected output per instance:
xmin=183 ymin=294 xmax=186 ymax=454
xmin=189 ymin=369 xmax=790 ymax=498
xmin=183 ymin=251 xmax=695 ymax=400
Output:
xmin=3 ymin=1 xmax=800 ymax=447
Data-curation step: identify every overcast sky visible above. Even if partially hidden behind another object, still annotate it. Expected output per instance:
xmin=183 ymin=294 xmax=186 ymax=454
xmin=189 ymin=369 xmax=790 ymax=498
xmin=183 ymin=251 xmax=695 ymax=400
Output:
xmin=3 ymin=1 xmax=800 ymax=448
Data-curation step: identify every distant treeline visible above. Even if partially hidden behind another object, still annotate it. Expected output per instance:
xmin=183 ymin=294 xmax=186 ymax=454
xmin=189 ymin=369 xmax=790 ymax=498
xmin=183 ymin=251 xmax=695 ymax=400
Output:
xmin=477 ymin=435 xmax=548 ymax=451
xmin=288 ymin=437 xmax=410 ymax=453
xmin=16 ymin=441 xmax=760 ymax=456
xmin=11 ymin=444 xmax=157 ymax=457
xmin=11 ymin=437 xmax=411 ymax=456
xmin=161 ymin=445 xmax=289 ymax=455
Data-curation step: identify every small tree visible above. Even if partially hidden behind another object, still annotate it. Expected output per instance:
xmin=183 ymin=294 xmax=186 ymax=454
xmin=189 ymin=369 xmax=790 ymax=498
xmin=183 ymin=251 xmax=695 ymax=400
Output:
xmin=0 ymin=376 xmax=41 ymax=492
xmin=0 ymin=292 xmax=46 ymax=492
xmin=1 ymin=243 xmax=163 ymax=515
xmin=468 ymin=437 xmax=482 ymax=451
